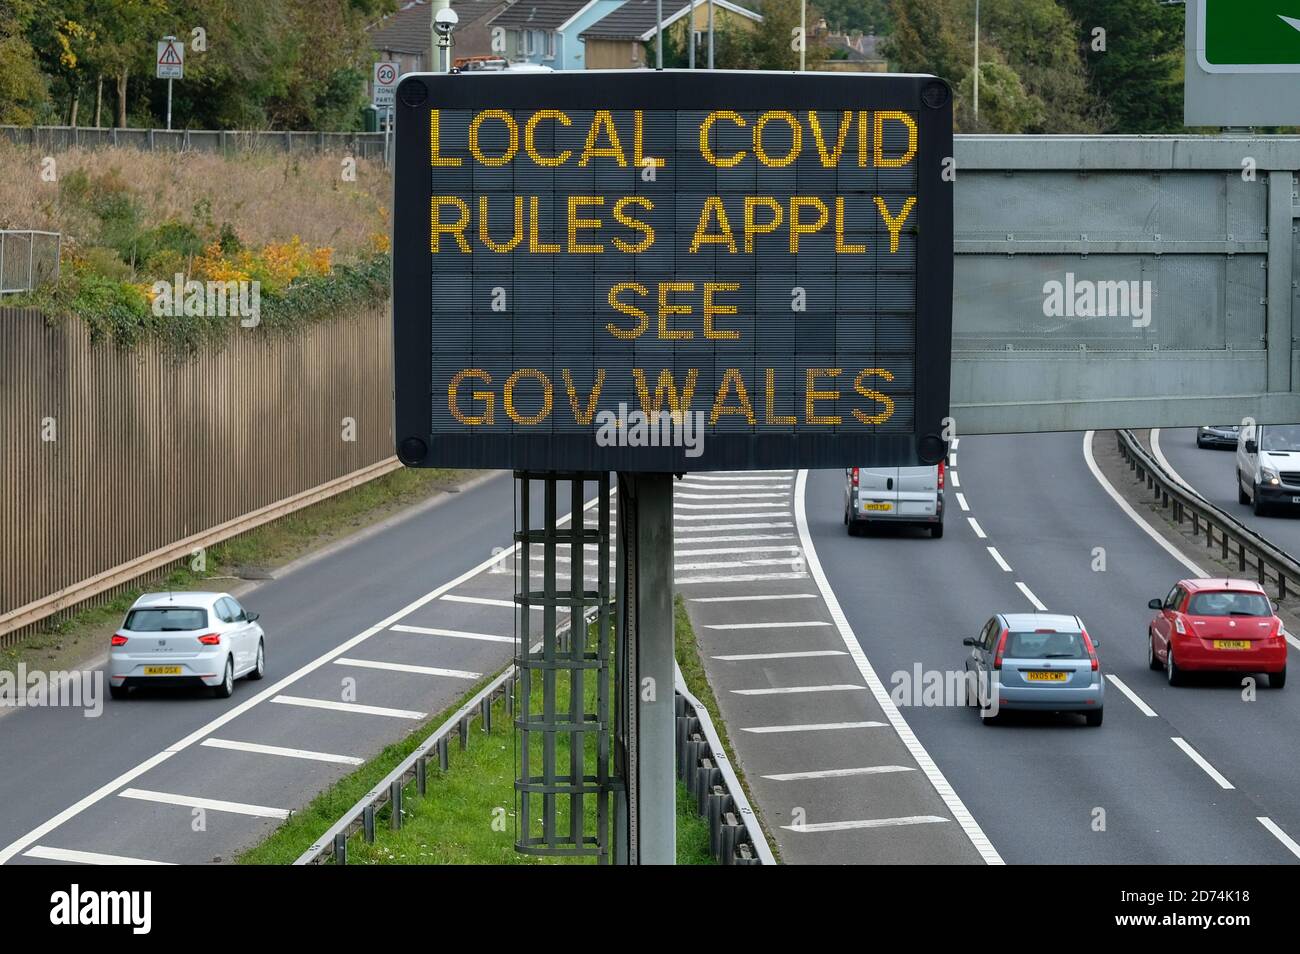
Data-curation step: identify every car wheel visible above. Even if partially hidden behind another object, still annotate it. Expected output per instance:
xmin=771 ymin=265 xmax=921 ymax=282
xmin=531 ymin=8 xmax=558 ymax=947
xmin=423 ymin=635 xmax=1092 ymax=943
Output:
xmin=1197 ymin=436 xmax=1206 ymax=448
xmin=213 ymin=657 xmax=234 ymax=698
xmin=1147 ymin=632 xmax=1162 ymax=670
xmin=930 ymin=522 xmax=944 ymax=539
xmin=248 ymin=640 xmax=265 ymax=680
xmin=980 ymin=707 xmax=1000 ymax=726
xmin=1085 ymin=709 xmax=1103 ymax=727
xmin=109 ymin=683 xmax=128 ymax=700
xmin=1253 ymin=483 xmax=1267 ymax=516
xmin=1270 ymin=666 xmax=1287 ymax=689
xmin=1238 ymin=472 xmax=1250 ymax=505
xmin=846 ymin=517 xmax=860 ymax=537
xmin=1166 ymin=644 xmax=1182 ymax=686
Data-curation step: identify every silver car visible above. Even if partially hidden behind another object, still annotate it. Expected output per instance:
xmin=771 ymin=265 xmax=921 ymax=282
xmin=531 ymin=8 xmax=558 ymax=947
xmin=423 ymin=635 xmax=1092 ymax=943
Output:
xmin=108 ymin=592 xmax=265 ymax=699
xmin=962 ymin=612 xmax=1103 ymax=726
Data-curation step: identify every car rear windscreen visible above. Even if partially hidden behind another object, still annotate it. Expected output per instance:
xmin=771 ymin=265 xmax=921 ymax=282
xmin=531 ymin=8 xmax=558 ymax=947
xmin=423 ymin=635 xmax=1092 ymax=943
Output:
xmin=1187 ymin=591 xmax=1270 ymax=617
xmin=1006 ymin=631 xmax=1088 ymax=659
xmin=123 ymin=607 xmax=208 ymax=631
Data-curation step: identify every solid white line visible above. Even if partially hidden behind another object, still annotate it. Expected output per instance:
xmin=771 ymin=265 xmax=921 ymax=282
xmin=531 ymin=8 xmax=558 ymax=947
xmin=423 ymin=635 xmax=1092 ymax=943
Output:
xmin=732 ymin=684 xmax=863 ymax=696
xmin=782 ymin=815 xmax=948 ymax=833
xmin=762 ymin=765 xmax=914 ymax=781
xmin=676 ymin=572 xmax=809 ymax=584
xmin=201 ymin=738 xmax=364 ymax=766
xmin=1015 ymin=581 xmax=1048 ymax=611
xmin=949 ymin=470 xmax=960 ymax=487
xmin=679 ymin=474 xmax=792 ymax=482
xmin=677 ymin=484 xmax=791 ymax=493
xmin=676 ymin=496 xmax=785 ymax=504
xmin=390 ymin=625 xmax=514 ymax=643
xmin=1082 ymin=430 xmax=1206 ymax=577
xmin=674 ymin=534 xmax=795 ymax=545
xmin=674 ymin=511 xmax=789 ymax=521
xmin=271 ymin=695 xmax=427 ymax=720
xmin=956 ymin=492 xmax=970 ymax=512
xmin=0 ymin=489 xmax=611 ymax=866
xmin=967 ymin=517 xmax=986 ymax=539
xmin=1150 ymin=428 xmax=1203 ymax=498
xmin=715 ymin=470 xmax=791 ymax=475
xmin=1105 ymin=675 xmax=1158 ymax=717
xmin=333 ymin=657 xmax=481 ymax=680
xmin=692 ymin=593 xmax=818 ymax=603
xmin=986 ymin=546 xmax=1012 ymax=572
xmin=1258 ymin=817 xmax=1300 ymax=860
xmin=440 ymin=594 xmax=563 ymax=613
xmin=675 ymin=558 xmax=802 ymax=570
xmin=741 ymin=721 xmax=885 ymax=734
xmin=676 ymin=545 xmax=800 ymax=556
xmin=1171 ymin=736 xmax=1234 ymax=789
xmin=713 ymin=650 xmax=847 ymax=661
xmin=24 ymin=845 xmax=173 ymax=866
xmin=676 ymin=521 xmax=794 ymax=532
xmin=119 ymin=788 xmax=290 ymax=819
xmin=676 ymin=502 xmax=791 ymax=510
xmin=705 ymin=620 xmax=830 ymax=630
xmin=795 ymin=469 xmax=1003 ymax=864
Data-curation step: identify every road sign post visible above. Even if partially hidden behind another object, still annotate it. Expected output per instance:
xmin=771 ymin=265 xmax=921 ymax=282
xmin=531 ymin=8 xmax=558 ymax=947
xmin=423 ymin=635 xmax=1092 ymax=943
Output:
xmin=1187 ymin=0 xmax=1300 ymax=126
xmin=373 ymin=62 xmax=398 ymax=168
xmin=156 ymin=36 xmax=184 ymax=131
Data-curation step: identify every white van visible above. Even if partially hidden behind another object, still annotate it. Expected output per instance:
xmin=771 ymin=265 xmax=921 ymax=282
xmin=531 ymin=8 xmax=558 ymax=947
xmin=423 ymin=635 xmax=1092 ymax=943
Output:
xmin=843 ymin=463 xmax=945 ymax=537
xmin=1237 ymin=423 xmax=1300 ymax=515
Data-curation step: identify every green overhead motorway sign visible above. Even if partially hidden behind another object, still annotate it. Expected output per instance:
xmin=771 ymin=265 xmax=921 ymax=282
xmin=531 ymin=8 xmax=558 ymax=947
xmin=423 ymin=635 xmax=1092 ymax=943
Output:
xmin=1187 ymin=0 xmax=1300 ymax=124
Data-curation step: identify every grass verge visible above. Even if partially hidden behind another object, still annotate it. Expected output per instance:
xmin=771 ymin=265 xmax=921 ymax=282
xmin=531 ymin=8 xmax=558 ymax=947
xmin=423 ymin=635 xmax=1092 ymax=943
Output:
xmin=2 ymin=466 xmax=468 ymax=684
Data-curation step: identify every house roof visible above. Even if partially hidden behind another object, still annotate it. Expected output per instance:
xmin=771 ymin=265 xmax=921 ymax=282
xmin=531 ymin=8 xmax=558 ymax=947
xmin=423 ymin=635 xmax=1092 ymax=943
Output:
xmin=581 ymin=0 xmax=760 ymax=42
xmin=369 ymin=0 xmax=506 ymax=54
xmin=490 ymin=0 xmax=595 ymax=30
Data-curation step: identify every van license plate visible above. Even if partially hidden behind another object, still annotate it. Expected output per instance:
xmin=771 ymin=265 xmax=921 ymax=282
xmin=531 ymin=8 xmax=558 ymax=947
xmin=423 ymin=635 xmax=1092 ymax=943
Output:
xmin=863 ymin=502 xmax=892 ymax=512
xmin=143 ymin=666 xmax=182 ymax=675
xmin=1025 ymin=671 xmax=1067 ymax=682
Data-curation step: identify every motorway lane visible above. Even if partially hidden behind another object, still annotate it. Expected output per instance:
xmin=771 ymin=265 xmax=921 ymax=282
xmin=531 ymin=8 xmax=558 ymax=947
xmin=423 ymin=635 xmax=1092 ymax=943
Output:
xmin=0 ymin=473 xmax=607 ymax=865
xmin=1155 ymin=426 xmax=1300 ymax=556
xmin=809 ymin=433 xmax=1300 ymax=864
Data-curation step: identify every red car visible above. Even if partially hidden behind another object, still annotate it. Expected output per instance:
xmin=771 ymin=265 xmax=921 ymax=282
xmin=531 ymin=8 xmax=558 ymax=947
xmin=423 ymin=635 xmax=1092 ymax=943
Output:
xmin=1147 ymin=579 xmax=1287 ymax=688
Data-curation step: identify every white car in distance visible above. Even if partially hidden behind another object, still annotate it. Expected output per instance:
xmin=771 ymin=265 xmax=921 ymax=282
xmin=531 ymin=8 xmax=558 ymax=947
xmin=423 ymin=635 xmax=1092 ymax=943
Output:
xmin=108 ymin=592 xmax=265 ymax=700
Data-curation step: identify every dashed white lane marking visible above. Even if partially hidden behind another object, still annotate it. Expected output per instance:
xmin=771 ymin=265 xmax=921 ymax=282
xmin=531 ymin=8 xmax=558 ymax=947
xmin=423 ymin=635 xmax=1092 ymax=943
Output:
xmin=732 ymin=684 xmax=863 ymax=696
xmin=119 ymin=788 xmax=290 ymax=819
xmin=674 ymin=511 xmax=789 ymax=520
xmin=270 ymin=695 xmax=426 ymax=720
xmin=24 ymin=846 xmax=173 ymax=866
xmin=1015 ymin=581 xmax=1048 ymax=611
xmin=705 ymin=620 xmax=831 ymax=630
xmin=692 ymin=593 xmax=818 ymax=603
xmin=762 ymin=765 xmax=915 ymax=781
xmin=676 ymin=521 xmax=794 ymax=532
xmin=390 ymin=625 xmax=514 ymax=643
xmin=333 ymin=657 xmax=481 ymax=680
xmin=201 ymin=738 xmax=364 ymax=766
xmin=1258 ymin=817 xmax=1300 ymax=859
xmin=676 ymin=545 xmax=800 ymax=556
xmin=782 ymin=815 xmax=948 ymax=833
xmin=676 ymin=572 xmax=809 ymax=584
xmin=950 ymin=470 xmax=960 ymax=488
xmin=967 ymin=517 xmax=987 ymax=539
xmin=1105 ymin=675 xmax=1158 ymax=717
xmin=951 ymin=438 xmax=960 ymax=449
xmin=714 ymin=650 xmax=848 ymax=661
xmin=949 ymin=452 xmax=957 ymax=467
xmin=986 ymin=546 xmax=1012 ymax=572
xmin=677 ymin=492 xmax=790 ymax=500
xmin=956 ymin=493 xmax=970 ymax=512
xmin=741 ymin=721 xmax=885 ymax=734
xmin=796 ymin=469 xmax=1003 ymax=864
xmin=1082 ymin=430 xmax=1206 ymax=577
xmin=1171 ymin=737 xmax=1234 ymax=789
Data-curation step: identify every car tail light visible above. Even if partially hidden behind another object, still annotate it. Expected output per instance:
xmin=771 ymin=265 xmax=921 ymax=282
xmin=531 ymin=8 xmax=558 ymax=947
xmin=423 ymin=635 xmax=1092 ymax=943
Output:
xmin=197 ymin=633 xmax=221 ymax=645
xmin=110 ymin=633 xmax=128 ymax=647
xmin=1081 ymin=630 xmax=1099 ymax=672
xmin=1174 ymin=617 xmax=1187 ymax=635
xmin=851 ymin=467 xmax=859 ymax=488
xmin=993 ymin=628 xmax=1008 ymax=670
xmin=937 ymin=460 xmax=945 ymax=491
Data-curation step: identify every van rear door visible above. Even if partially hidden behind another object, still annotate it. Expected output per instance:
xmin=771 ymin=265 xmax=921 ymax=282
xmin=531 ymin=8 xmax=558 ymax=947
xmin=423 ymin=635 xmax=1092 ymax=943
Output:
xmin=855 ymin=467 xmax=900 ymax=517
xmin=895 ymin=465 xmax=939 ymax=518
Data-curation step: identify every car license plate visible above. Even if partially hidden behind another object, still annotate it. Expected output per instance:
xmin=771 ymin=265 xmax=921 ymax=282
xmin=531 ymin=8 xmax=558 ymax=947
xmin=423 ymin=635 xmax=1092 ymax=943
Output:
xmin=1212 ymin=640 xmax=1250 ymax=650
xmin=1025 ymin=671 xmax=1067 ymax=682
xmin=1292 ymin=496 xmax=1300 ymax=503
xmin=863 ymin=502 xmax=892 ymax=511
xmin=143 ymin=665 xmax=182 ymax=675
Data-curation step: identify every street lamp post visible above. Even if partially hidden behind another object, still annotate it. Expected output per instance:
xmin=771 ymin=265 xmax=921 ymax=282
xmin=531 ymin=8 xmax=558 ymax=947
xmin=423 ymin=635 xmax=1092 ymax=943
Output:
xmin=799 ymin=0 xmax=806 ymax=71
xmin=973 ymin=0 xmax=980 ymax=126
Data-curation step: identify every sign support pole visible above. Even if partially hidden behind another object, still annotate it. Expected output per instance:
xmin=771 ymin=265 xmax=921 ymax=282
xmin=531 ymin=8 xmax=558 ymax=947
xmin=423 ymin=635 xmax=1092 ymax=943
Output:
xmin=615 ymin=472 xmax=676 ymax=864
xmin=166 ymin=78 xmax=173 ymax=131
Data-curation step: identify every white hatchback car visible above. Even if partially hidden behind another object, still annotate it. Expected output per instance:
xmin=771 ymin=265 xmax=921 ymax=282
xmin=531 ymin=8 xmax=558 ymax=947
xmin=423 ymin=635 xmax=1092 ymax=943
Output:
xmin=108 ymin=592 xmax=265 ymax=699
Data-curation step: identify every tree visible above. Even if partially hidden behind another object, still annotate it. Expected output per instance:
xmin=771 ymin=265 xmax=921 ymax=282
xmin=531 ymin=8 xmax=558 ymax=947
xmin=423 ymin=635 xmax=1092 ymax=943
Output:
xmin=813 ymin=0 xmax=890 ymax=35
xmin=0 ymin=0 xmax=49 ymax=123
xmin=1060 ymin=0 xmax=1183 ymax=133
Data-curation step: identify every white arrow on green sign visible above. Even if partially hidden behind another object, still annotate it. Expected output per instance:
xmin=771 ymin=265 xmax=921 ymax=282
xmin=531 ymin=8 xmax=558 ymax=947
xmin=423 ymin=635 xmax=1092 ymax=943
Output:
xmin=1198 ymin=0 xmax=1300 ymax=72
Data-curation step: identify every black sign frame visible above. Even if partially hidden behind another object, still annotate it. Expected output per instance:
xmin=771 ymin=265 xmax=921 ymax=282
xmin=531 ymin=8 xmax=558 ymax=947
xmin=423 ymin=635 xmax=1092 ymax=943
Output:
xmin=393 ymin=69 xmax=953 ymax=472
